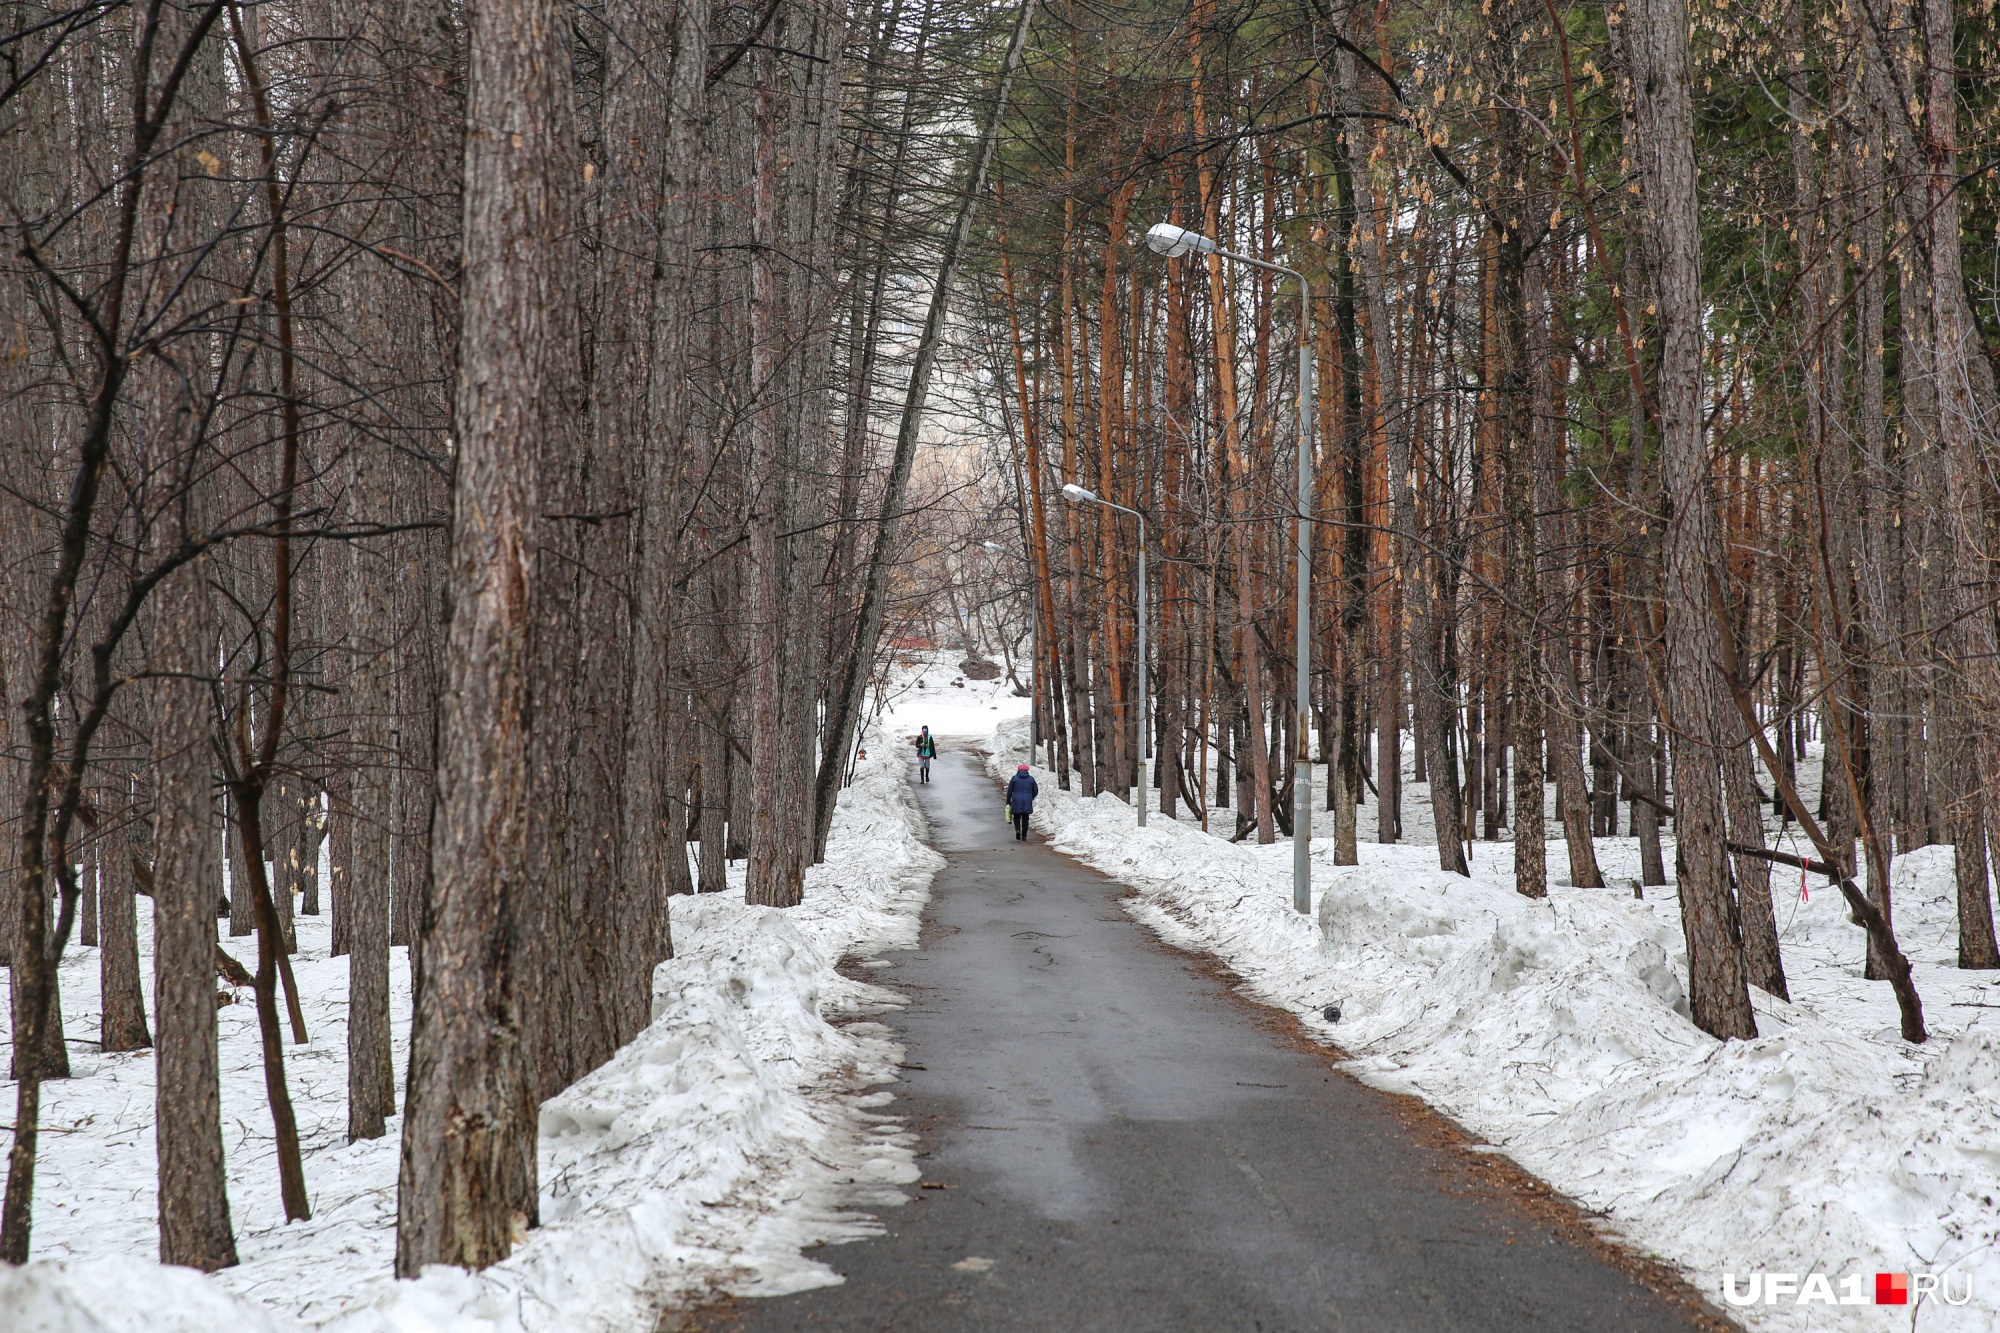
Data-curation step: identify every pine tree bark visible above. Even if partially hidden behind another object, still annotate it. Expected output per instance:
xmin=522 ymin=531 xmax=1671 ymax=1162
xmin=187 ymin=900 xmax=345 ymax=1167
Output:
xmin=699 ymin=690 xmax=731 ymax=892
xmin=1490 ymin=81 xmax=1545 ymax=896
xmin=222 ymin=794 xmax=252 ymax=938
xmin=1338 ymin=43 xmax=1463 ymax=872
xmin=79 ymin=833 xmax=98 ymax=947
xmin=1915 ymin=0 xmax=2000 ymax=969
xmin=1530 ymin=253 xmax=1602 ymax=889
xmin=328 ymin=773 xmax=352 ymax=957
xmin=99 ymin=777 xmax=151 ymax=1052
xmin=395 ymin=0 xmax=573 ymax=1262
xmin=1188 ymin=17 xmax=1271 ymax=842
xmin=745 ymin=45 xmax=795 ymax=908
xmin=269 ymin=772 xmax=307 ymax=948
xmin=345 ymin=515 xmax=396 ymax=1140
xmin=616 ymin=0 xmax=709 ymax=967
xmin=299 ymin=787 xmax=323 ymax=916
xmin=151 ymin=556 xmax=237 ymax=1270
xmin=1326 ymin=123 xmax=1368 ymax=866
xmin=1627 ymin=0 xmax=1756 ymax=1038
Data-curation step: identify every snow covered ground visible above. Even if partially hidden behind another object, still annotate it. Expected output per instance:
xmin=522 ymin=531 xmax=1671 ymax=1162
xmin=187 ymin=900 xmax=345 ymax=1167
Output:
xmin=0 ymin=736 xmax=942 ymax=1331
xmin=986 ymin=715 xmax=2000 ymax=1332
xmin=870 ymin=645 xmax=1032 ymax=740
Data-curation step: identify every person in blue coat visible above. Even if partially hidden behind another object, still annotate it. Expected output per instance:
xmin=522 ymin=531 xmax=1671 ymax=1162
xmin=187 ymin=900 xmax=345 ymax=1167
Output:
xmin=1006 ymin=763 xmax=1038 ymax=841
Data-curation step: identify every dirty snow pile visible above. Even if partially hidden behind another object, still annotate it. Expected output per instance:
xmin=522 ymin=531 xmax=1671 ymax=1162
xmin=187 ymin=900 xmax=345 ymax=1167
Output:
xmin=0 ymin=739 xmax=941 ymax=1332
xmin=988 ymin=716 xmax=2000 ymax=1332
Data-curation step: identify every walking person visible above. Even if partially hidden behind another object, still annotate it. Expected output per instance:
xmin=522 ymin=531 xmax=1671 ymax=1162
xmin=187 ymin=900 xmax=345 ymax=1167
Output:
xmin=914 ymin=726 xmax=938 ymax=783
xmin=1007 ymin=762 xmax=1038 ymax=841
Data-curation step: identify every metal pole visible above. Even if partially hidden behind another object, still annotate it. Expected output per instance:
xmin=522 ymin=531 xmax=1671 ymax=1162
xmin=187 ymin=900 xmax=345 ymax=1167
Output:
xmin=1294 ymin=287 xmax=1313 ymax=915
xmin=1137 ymin=519 xmax=1148 ymax=828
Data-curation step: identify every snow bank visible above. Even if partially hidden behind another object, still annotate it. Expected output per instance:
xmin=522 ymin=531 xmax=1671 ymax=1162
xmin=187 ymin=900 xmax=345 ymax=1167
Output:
xmin=0 ymin=738 xmax=941 ymax=1331
xmin=987 ymin=716 xmax=2000 ymax=1332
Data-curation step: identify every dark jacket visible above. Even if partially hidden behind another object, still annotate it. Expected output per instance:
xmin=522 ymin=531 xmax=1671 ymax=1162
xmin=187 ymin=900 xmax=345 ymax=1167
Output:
xmin=1007 ymin=771 xmax=1038 ymax=814
xmin=915 ymin=733 xmax=937 ymax=758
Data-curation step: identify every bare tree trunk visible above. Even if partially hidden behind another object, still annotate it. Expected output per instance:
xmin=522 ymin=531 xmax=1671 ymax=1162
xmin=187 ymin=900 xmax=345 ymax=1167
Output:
xmin=615 ymin=0 xmax=709 ymax=970
xmin=78 ymin=831 xmax=98 ymax=947
xmin=1328 ymin=124 xmax=1368 ymax=866
xmin=1490 ymin=86 xmax=1545 ymax=896
xmin=345 ymin=771 xmax=394 ymax=1140
xmin=225 ymin=795 xmax=254 ymax=938
xmin=699 ymin=685 xmax=730 ymax=892
xmin=387 ymin=746 xmax=411 ymax=950
xmin=346 ymin=515 xmax=396 ymax=1140
xmin=328 ymin=773 xmax=352 ymax=956
xmin=745 ymin=46 xmax=794 ymax=908
xmin=1628 ymin=0 xmax=1756 ymax=1038
xmin=1531 ymin=261 xmax=1602 ymax=887
xmin=810 ymin=0 xmax=1038 ymax=852
xmin=151 ymin=556 xmax=237 ymax=1270
xmin=1725 ymin=735 xmax=1788 ymax=997
xmin=299 ymin=787 xmax=323 ymax=916
xmin=265 ymin=774 xmax=297 ymax=955
xmin=1186 ymin=31 xmax=1266 ymax=841
xmin=1533 ymin=14 xmax=1623 ymax=887
xmin=395 ymin=0 xmax=574 ymax=1262
xmin=1339 ymin=43 xmax=1463 ymax=873
xmin=99 ymin=775 xmax=151 ymax=1052
xmin=1378 ymin=642 xmax=1401 ymax=842
xmin=268 ymin=772 xmax=306 ymax=950
xmin=1916 ymin=0 xmax=2000 ymax=970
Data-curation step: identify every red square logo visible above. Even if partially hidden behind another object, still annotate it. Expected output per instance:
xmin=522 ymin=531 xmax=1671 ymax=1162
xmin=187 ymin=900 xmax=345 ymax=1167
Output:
xmin=1877 ymin=1273 xmax=1909 ymax=1305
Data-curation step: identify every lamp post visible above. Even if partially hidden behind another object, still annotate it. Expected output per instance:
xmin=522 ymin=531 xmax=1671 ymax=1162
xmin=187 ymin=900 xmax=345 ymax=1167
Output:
xmin=1145 ymin=221 xmax=1313 ymax=915
xmin=1061 ymin=483 xmax=1148 ymax=828
xmin=982 ymin=540 xmax=1040 ymax=754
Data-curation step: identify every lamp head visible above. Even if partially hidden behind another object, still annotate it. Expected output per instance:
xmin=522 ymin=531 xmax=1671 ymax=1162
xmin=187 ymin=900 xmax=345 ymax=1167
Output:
xmin=982 ymin=541 xmax=1006 ymax=553
xmin=1144 ymin=222 xmax=1218 ymax=259
xmin=1061 ymin=483 xmax=1097 ymax=503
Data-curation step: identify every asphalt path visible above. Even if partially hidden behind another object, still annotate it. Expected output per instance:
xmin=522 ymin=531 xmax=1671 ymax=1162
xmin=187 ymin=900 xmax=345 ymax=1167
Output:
xmin=691 ymin=747 xmax=1729 ymax=1333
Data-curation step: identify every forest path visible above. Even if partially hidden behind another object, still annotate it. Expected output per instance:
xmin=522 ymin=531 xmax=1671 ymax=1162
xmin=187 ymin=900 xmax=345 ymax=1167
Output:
xmin=688 ymin=747 xmax=1730 ymax=1333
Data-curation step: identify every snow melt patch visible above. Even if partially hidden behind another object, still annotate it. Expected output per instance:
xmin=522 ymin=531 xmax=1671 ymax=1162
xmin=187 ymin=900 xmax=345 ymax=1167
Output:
xmin=988 ymin=716 xmax=2000 ymax=1332
xmin=0 ymin=739 xmax=942 ymax=1331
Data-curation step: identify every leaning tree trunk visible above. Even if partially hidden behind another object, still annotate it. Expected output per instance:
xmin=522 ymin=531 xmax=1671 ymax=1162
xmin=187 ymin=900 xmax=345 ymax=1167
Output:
xmin=810 ymin=0 xmax=1039 ymax=858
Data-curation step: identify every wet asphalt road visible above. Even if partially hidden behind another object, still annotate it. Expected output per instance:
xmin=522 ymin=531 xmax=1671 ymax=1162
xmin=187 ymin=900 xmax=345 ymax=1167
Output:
xmin=695 ymin=749 xmax=1726 ymax=1333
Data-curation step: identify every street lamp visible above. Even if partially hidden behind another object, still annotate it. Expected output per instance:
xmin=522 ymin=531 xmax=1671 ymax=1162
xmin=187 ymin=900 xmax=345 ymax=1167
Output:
xmin=1146 ymin=220 xmax=1314 ymax=915
xmin=982 ymin=540 xmax=1040 ymax=754
xmin=1061 ymin=483 xmax=1149 ymax=829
